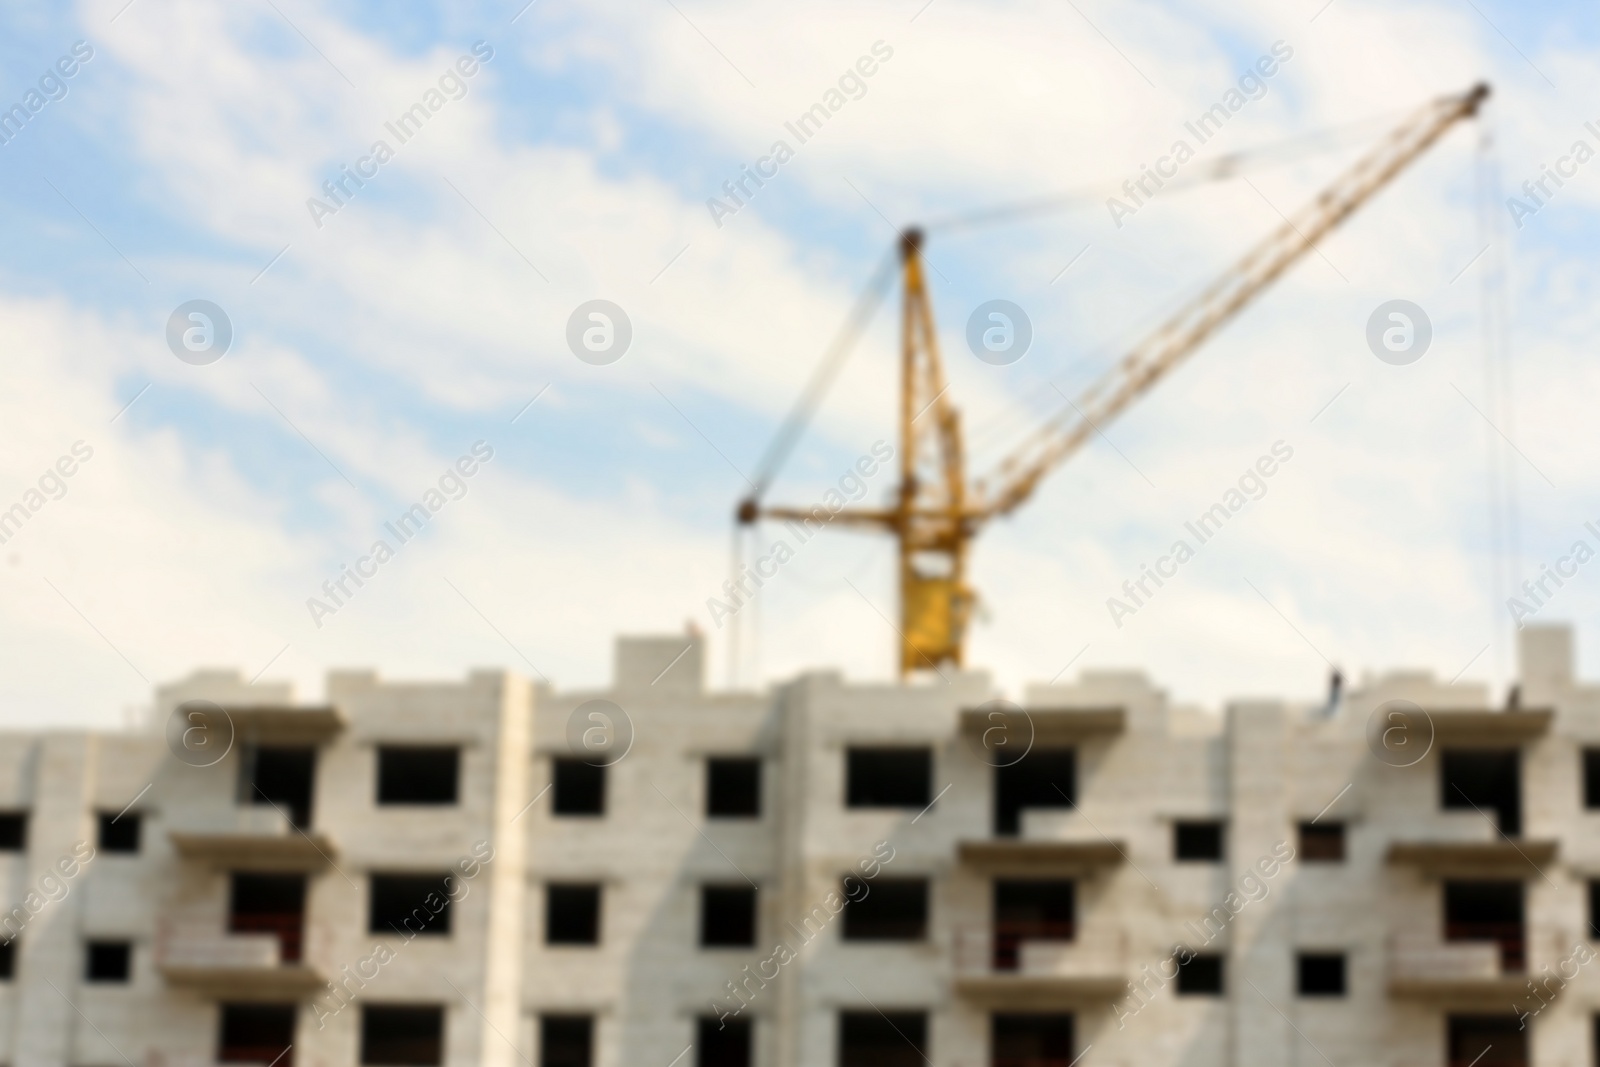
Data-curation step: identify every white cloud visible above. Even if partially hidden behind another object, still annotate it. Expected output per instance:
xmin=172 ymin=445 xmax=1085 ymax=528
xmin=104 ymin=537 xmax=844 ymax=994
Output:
xmin=2 ymin=0 xmax=1594 ymax=729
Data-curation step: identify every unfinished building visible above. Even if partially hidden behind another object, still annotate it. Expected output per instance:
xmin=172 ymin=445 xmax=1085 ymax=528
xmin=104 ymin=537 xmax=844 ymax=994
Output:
xmin=0 ymin=625 xmax=1592 ymax=1067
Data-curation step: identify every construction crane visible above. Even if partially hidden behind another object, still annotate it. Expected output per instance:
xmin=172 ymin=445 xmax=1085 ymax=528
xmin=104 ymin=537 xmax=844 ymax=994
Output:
xmin=738 ymin=83 xmax=1490 ymax=676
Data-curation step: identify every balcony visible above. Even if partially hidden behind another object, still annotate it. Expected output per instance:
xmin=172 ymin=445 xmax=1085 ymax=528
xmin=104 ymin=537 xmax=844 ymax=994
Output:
xmin=1386 ymin=840 xmax=1558 ymax=878
xmin=167 ymin=807 xmax=338 ymax=871
xmin=953 ymin=924 xmax=1128 ymax=1005
xmin=155 ymin=917 xmax=324 ymax=999
xmin=959 ymin=839 xmax=1125 ymax=875
xmin=1386 ymin=925 xmax=1544 ymax=1001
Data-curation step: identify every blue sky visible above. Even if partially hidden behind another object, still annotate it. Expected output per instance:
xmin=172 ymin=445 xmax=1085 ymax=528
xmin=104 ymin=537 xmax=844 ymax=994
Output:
xmin=1 ymin=0 xmax=1597 ymax=724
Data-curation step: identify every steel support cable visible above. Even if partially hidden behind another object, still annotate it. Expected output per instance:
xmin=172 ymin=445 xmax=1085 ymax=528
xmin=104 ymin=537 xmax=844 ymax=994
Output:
xmin=922 ymin=107 xmax=1416 ymax=234
xmin=739 ymin=245 xmax=898 ymax=513
xmin=1475 ymin=114 xmax=1517 ymax=682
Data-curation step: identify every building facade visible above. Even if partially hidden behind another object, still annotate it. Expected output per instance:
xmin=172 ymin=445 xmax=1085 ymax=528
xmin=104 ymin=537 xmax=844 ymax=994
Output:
xmin=0 ymin=625 xmax=1594 ymax=1067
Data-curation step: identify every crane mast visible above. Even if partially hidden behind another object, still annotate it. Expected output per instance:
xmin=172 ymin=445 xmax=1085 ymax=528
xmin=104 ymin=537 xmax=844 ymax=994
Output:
xmin=896 ymin=228 xmax=972 ymax=673
xmin=749 ymin=83 xmax=1489 ymax=677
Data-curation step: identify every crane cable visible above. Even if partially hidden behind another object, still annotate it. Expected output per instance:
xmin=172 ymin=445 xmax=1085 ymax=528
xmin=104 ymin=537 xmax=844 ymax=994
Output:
xmin=738 ymin=245 xmax=898 ymax=515
xmin=922 ymin=105 xmax=1418 ymax=234
xmin=1476 ymin=114 xmax=1518 ymax=687
xmin=727 ymin=245 xmax=895 ymax=686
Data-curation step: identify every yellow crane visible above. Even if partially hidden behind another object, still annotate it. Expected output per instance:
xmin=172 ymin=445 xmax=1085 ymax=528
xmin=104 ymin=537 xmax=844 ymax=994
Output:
xmin=739 ymin=83 xmax=1489 ymax=676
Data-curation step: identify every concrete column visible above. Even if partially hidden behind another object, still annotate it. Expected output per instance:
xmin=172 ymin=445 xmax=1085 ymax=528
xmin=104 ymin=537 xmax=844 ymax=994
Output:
xmin=1227 ymin=702 xmax=1293 ymax=1067
xmin=480 ymin=672 xmax=533 ymax=1067
xmin=772 ymin=677 xmax=811 ymax=1067
xmin=12 ymin=734 xmax=99 ymax=1067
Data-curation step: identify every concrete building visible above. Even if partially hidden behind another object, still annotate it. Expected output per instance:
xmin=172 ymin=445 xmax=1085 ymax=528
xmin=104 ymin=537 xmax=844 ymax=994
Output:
xmin=0 ymin=625 xmax=1594 ymax=1067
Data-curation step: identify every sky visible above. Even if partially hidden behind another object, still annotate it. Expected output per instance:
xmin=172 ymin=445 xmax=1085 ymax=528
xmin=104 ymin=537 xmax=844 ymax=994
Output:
xmin=0 ymin=0 xmax=1597 ymax=726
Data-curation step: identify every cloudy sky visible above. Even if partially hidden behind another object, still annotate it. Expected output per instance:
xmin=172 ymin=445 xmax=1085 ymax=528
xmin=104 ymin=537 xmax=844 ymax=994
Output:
xmin=0 ymin=0 xmax=1594 ymax=726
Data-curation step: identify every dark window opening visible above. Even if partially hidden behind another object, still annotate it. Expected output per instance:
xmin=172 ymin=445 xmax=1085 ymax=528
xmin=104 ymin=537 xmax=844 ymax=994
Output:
xmin=540 ymin=1014 xmax=592 ymax=1067
xmin=1176 ymin=953 xmax=1224 ymax=995
xmin=1585 ymin=748 xmax=1600 ymax=809
xmin=700 ymin=885 xmax=756 ymax=947
xmin=1297 ymin=952 xmax=1346 ymax=996
xmin=369 ymin=874 xmax=454 ymax=937
xmin=697 ymin=1015 xmax=750 ymax=1067
xmin=1590 ymin=880 xmax=1600 ymax=940
xmin=1448 ymin=1015 xmax=1527 ymax=1067
xmin=1446 ymin=881 xmax=1524 ymax=972
xmin=707 ymin=758 xmax=761 ymax=818
xmin=1442 ymin=749 xmax=1521 ymax=837
xmin=86 ymin=940 xmax=131 ymax=982
xmin=244 ymin=746 xmax=316 ymax=830
xmin=376 ymin=746 xmax=460 ymax=805
xmin=994 ymin=749 xmax=1076 ymax=837
xmin=839 ymin=1010 xmax=925 ymax=1067
xmin=546 ymin=884 xmax=601 ymax=945
xmin=1298 ymin=821 xmax=1345 ymax=862
xmin=0 ymin=940 xmax=13 ymax=980
xmin=842 ymin=878 xmax=927 ymax=941
xmin=361 ymin=1005 xmax=443 ymax=1066
xmin=1174 ymin=821 xmax=1225 ymax=861
xmin=220 ymin=1003 xmax=296 ymax=1066
xmin=0 ymin=813 xmax=27 ymax=851
xmin=845 ymin=748 xmax=931 ymax=808
xmin=993 ymin=880 xmax=1075 ymax=970
xmin=231 ymin=873 xmax=307 ymax=964
xmin=552 ymin=759 xmax=605 ymax=816
xmin=98 ymin=811 xmax=141 ymax=854
xmin=992 ymin=1013 xmax=1073 ymax=1067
